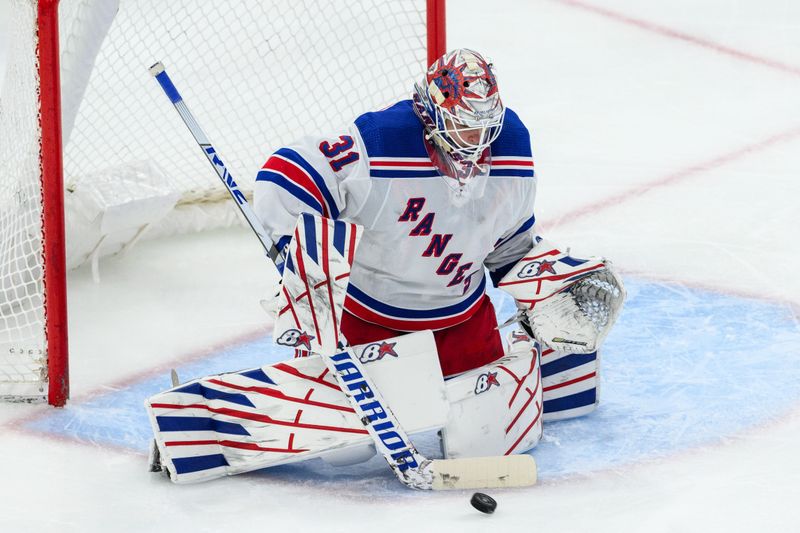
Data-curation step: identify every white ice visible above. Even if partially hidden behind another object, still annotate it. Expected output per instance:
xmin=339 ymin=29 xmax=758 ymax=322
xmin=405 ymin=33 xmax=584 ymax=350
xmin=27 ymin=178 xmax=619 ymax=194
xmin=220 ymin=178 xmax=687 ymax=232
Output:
xmin=1 ymin=1 xmax=800 ymax=531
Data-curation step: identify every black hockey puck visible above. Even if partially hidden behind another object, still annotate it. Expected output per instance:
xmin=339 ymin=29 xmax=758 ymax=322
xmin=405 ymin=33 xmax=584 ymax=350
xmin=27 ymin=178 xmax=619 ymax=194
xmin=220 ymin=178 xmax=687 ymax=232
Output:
xmin=470 ymin=492 xmax=497 ymax=514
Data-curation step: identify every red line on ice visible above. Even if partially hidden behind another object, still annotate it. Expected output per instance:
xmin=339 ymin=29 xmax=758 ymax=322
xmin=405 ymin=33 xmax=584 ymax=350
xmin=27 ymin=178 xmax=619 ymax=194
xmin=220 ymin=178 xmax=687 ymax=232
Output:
xmin=546 ymin=125 xmax=800 ymax=231
xmin=554 ymin=0 xmax=800 ymax=78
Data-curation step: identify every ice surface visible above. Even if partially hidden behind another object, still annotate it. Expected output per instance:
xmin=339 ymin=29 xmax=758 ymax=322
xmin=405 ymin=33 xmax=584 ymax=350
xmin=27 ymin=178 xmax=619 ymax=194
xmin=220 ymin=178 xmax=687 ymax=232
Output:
xmin=21 ymin=280 xmax=800 ymax=484
xmin=2 ymin=1 xmax=800 ymax=531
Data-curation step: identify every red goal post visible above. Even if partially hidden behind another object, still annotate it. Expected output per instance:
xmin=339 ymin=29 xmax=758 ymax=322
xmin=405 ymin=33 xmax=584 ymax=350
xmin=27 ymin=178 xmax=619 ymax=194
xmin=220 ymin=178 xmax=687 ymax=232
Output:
xmin=0 ymin=0 xmax=446 ymax=406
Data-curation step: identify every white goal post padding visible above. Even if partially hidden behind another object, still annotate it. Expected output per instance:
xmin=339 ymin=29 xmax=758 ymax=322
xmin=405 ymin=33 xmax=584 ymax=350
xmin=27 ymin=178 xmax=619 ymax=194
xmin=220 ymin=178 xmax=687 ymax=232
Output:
xmin=0 ymin=0 xmax=437 ymax=403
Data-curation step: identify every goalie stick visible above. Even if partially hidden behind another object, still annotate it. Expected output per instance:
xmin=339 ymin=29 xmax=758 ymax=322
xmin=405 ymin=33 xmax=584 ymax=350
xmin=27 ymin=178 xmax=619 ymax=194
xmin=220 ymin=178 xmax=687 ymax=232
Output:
xmin=149 ymin=62 xmax=536 ymax=490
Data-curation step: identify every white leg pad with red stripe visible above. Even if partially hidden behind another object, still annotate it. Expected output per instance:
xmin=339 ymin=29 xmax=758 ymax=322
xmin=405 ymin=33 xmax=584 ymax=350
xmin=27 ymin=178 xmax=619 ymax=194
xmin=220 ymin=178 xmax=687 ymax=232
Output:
xmin=440 ymin=329 xmax=543 ymax=459
xmin=145 ymin=330 xmax=447 ymax=483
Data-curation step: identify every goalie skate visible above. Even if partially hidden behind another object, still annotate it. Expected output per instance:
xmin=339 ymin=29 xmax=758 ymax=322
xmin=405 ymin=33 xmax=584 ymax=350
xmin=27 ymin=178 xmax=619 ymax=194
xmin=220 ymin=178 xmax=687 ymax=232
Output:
xmin=148 ymin=369 xmax=181 ymax=474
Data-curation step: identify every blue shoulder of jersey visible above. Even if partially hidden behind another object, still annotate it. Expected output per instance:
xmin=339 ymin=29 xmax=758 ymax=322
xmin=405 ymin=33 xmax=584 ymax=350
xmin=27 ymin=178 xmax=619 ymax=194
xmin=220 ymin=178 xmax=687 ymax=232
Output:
xmin=488 ymin=108 xmax=535 ymax=178
xmin=354 ymin=100 xmax=438 ymax=178
xmin=491 ymin=108 xmax=532 ymax=157
xmin=354 ymin=100 xmax=429 ymax=158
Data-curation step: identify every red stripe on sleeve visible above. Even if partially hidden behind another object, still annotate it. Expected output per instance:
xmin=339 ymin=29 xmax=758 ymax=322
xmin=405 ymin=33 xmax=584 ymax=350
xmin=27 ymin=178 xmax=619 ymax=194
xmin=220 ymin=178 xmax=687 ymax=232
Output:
xmin=264 ymin=156 xmax=330 ymax=217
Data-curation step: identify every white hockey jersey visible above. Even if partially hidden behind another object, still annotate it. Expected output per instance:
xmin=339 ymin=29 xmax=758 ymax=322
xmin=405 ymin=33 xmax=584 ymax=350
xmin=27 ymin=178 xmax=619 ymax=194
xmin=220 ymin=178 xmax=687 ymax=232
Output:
xmin=254 ymin=100 xmax=537 ymax=332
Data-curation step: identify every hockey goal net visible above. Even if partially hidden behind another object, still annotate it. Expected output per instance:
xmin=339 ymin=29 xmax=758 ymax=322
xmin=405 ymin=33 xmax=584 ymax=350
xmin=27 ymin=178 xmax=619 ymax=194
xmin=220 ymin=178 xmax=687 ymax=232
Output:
xmin=0 ymin=0 xmax=445 ymax=405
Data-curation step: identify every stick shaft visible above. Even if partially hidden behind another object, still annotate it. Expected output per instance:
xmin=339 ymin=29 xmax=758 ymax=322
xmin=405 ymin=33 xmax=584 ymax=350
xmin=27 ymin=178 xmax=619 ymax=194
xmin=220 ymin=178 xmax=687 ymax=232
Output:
xmin=149 ymin=62 xmax=280 ymax=266
xmin=324 ymin=350 xmax=434 ymax=488
xmin=149 ymin=61 xmax=429 ymax=487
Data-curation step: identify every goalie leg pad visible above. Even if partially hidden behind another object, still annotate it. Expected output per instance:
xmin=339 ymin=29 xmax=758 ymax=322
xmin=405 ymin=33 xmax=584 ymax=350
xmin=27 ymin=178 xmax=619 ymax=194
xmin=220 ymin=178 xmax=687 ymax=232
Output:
xmin=541 ymin=347 xmax=600 ymax=421
xmin=145 ymin=330 xmax=447 ymax=483
xmin=440 ymin=329 xmax=543 ymax=459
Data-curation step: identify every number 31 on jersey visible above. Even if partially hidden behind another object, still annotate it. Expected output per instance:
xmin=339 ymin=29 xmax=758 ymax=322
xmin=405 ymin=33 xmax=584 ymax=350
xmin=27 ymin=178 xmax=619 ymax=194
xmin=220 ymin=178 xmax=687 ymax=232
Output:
xmin=319 ymin=135 xmax=360 ymax=172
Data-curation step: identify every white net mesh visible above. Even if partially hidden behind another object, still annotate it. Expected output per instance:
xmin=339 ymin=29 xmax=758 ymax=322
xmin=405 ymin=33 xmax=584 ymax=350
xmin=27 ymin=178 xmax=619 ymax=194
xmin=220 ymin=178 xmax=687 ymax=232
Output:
xmin=0 ymin=1 xmax=48 ymax=399
xmin=0 ymin=0 xmax=429 ymax=400
xmin=61 ymin=0 xmax=427 ymax=216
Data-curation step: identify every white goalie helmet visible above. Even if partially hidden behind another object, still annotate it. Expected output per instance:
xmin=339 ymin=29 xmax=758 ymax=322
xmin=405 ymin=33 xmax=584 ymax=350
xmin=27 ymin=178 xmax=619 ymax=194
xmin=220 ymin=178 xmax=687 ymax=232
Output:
xmin=413 ymin=49 xmax=505 ymax=180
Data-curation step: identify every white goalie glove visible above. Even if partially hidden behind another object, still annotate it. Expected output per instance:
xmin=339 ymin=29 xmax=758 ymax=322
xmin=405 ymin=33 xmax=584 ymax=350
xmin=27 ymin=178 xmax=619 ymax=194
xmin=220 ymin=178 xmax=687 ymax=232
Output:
xmin=497 ymin=239 xmax=626 ymax=354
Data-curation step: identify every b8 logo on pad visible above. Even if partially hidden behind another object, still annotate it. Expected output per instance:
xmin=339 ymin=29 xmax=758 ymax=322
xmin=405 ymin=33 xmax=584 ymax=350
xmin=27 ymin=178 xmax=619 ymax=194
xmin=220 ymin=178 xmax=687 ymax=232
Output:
xmin=517 ymin=259 xmax=557 ymax=278
xmin=358 ymin=341 xmax=399 ymax=364
xmin=474 ymin=371 xmax=499 ymax=394
xmin=276 ymin=329 xmax=315 ymax=351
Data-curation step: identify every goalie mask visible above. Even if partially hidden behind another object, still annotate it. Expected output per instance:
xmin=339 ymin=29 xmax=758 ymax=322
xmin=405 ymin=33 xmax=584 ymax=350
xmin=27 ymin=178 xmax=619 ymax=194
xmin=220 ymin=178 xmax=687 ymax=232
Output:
xmin=413 ymin=49 xmax=505 ymax=187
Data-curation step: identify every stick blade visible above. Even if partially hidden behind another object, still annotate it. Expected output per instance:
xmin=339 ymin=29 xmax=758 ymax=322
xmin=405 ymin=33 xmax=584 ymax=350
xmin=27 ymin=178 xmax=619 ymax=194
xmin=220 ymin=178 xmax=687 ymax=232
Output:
xmin=429 ymin=455 xmax=537 ymax=490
